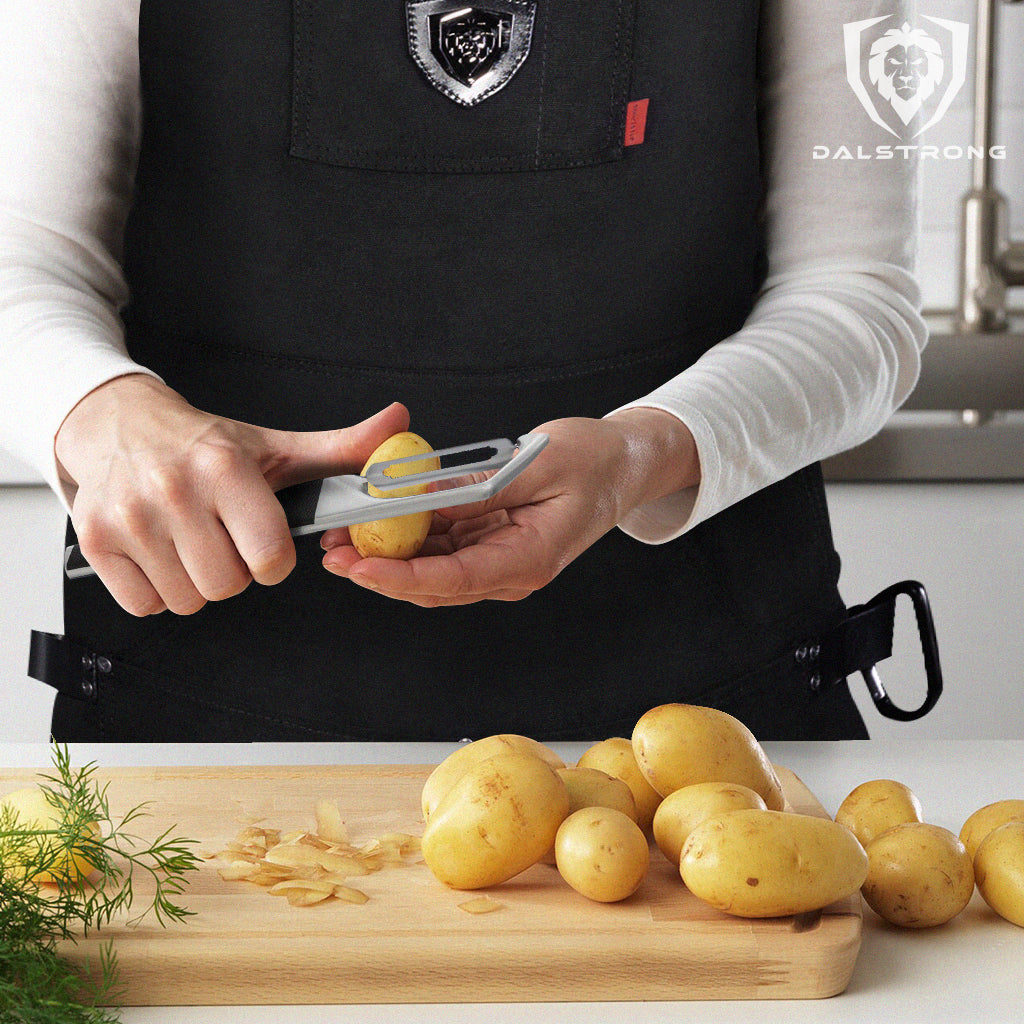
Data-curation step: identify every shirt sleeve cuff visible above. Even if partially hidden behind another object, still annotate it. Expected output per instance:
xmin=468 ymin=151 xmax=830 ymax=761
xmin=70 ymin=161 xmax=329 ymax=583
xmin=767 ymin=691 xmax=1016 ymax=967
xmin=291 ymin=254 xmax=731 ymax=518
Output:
xmin=5 ymin=326 xmax=163 ymax=513
xmin=602 ymin=398 xmax=723 ymax=544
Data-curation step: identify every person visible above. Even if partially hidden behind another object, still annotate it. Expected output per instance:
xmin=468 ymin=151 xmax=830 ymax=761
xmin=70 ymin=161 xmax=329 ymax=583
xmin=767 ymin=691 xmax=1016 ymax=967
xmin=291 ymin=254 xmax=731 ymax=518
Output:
xmin=0 ymin=0 xmax=926 ymax=742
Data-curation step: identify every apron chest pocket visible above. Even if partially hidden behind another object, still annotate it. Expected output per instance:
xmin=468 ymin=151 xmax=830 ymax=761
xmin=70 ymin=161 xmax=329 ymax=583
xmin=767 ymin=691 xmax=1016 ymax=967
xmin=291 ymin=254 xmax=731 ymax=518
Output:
xmin=290 ymin=0 xmax=638 ymax=172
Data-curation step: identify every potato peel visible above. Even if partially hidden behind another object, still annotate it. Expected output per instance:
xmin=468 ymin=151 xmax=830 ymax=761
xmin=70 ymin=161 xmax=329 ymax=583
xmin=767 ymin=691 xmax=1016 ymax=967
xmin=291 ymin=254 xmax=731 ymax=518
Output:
xmin=458 ymin=896 xmax=504 ymax=914
xmin=214 ymin=804 xmax=422 ymax=909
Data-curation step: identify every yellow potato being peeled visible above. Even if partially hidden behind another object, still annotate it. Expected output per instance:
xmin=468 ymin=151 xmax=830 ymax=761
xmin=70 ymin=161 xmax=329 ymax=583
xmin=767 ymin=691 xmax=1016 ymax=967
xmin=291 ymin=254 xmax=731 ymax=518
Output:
xmin=861 ymin=822 xmax=974 ymax=928
xmin=421 ymin=735 xmax=565 ymax=821
xmin=0 ymin=786 xmax=99 ymax=883
xmin=679 ymin=806 xmax=864 ymax=921
xmin=959 ymin=799 xmax=1024 ymax=862
xmin=631 ymin=704 xmax=785 ymax=810
xmin=555 ymin=808 xmax=649 ymax=903
xmin=652 ymin=782 xmax=766 ymax=866
xmin=835 ymin=779 xmax=924 ymax=848
xmin=422 ymin=752 xmax=570 ymax=889
xmin=680 ymin=809 xmax=868 ymax=918
xmin=350 ymin=432 xmax=440 ymax=560
xmin=974 ymin=821 xmax=1024 ymax=927
xmin=576 ymin=737 xmax=662 ymax=832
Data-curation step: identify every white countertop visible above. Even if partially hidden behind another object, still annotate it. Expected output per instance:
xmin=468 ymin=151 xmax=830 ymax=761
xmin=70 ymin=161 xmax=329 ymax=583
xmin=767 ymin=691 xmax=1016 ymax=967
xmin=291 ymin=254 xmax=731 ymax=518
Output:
xmin=2 ymin=740 xmax=1021 ymax=1023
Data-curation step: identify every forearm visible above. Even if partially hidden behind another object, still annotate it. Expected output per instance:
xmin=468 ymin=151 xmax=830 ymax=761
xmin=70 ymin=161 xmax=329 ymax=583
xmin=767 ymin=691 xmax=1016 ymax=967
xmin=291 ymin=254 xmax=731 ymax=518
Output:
xmin=603 ymin=0 xmax=925 ymax=544
xmin=607 ymin=261 xmax=924 ymax=541
xmin=0 ymin=251 xmax=162 ymax=506
xmin=0 ymin=0 xmax=147 ymax=507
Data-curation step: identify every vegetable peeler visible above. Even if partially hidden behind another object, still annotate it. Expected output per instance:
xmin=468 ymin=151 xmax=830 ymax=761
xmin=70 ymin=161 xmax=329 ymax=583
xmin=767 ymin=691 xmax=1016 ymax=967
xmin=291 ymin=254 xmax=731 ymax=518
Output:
xmin=63 ymin=432 xmax=549 ymax=579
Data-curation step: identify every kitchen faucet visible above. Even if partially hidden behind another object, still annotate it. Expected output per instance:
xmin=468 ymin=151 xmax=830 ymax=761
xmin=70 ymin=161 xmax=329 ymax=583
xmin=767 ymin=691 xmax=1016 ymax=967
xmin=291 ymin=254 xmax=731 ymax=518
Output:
xmin=958 ymin=0 xmax=1024 ymax=332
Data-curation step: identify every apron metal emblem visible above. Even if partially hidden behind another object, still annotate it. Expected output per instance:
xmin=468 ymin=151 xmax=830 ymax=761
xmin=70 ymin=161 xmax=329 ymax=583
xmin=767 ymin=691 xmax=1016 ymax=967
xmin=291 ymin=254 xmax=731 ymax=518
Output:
xmin=407 ymin=1 xmax=536 ymax=107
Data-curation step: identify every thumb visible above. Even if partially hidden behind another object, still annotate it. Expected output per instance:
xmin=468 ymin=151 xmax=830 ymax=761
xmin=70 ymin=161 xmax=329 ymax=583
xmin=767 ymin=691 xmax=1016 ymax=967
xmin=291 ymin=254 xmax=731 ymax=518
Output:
xmin=261 ymin=402 xmax=411 ymax=489
xmin=431 ymin=459 xmax=548 ymax=522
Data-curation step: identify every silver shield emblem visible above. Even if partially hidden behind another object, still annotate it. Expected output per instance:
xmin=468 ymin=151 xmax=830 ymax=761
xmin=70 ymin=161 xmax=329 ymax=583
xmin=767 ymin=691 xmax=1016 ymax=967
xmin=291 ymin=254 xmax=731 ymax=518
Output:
xmin=407 ymin=1 xmax=536 ymax=107
xmin=843 ymin=15 xmax=970 ymax=139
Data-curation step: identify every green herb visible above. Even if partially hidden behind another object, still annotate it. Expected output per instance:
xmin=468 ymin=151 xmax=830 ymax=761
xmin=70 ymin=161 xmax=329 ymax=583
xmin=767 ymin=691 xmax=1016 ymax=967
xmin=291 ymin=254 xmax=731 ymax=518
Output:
xmin=0 ymin=745 xmax=202 ymax=1022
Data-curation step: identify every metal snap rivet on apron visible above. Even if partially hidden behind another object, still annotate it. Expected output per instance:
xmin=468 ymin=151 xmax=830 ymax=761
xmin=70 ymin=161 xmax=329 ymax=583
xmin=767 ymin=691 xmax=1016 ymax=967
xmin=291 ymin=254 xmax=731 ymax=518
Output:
xmin=808 ymin=672 xmax=822 ymax=692
xmin=794 ymin=646 xmax=808 ymax=663
xmin=808 ymin=644 xmax=821 ymax=661
xmin=80 ymin=652 xmax=102 ymax=700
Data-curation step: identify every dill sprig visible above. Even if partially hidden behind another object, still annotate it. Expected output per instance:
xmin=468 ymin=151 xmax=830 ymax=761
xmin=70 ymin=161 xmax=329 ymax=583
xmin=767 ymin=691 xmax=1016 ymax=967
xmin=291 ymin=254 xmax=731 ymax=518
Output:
xmin=0 ymin=745 xmax=202 ymax=1022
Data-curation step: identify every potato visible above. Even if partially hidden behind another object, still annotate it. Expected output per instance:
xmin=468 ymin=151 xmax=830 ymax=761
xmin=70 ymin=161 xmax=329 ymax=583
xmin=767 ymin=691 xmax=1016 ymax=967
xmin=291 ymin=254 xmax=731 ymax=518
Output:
xmin=555 ymin=808 xmax=650 ymax=903
xmin=679 ymin=809 xmax=868 ymax=918
xmin=539 ymin=767 xmax=638 ymax=864
xmin=0 ymin=786 xmax=99 ymax=882
xmin=576 ymin=737 xmax=662 ymax=832
xmin=631 ymin=704 xmax=785 ymax=810
xmin=861 ymin=823 xmax=974 ymax=928
xmin=421 ymin=752 xmax=570 ymax=889
xmin=974 ymin=821 xmax=1024 ymax=927
xmin=421 ymin=735 xmax=565 ymax=821
xmin=349 ymin=432 xmax=440 ymax=559
xmin=652 ymin=782 xmax=766 ymax=866
xmin=835 ymin=779 xmax=924 ymax=848
xmin=959 ymin=799 xmax=1024 ymax=862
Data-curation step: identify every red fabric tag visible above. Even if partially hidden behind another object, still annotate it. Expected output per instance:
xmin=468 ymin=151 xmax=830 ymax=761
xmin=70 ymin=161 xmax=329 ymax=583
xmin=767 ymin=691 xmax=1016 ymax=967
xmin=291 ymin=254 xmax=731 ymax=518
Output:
xmin=624 ymin=98 xmax=649 ymax=147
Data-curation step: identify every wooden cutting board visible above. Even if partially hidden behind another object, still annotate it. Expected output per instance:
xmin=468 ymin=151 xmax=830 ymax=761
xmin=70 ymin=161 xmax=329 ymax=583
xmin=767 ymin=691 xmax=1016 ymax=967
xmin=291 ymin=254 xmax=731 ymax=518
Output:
xmin=2 ymin=763 xmax=861 ymax=1004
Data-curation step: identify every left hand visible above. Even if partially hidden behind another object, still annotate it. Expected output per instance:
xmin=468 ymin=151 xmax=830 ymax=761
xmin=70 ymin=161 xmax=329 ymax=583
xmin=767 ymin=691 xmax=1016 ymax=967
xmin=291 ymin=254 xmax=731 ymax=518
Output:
xmin=320 ymin=409 xmax=700 ymax=607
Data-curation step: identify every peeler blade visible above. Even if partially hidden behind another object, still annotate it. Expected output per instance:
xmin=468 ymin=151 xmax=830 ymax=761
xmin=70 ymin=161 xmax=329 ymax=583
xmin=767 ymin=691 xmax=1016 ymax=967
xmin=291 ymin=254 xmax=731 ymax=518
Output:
xmin=364 ymin=437 xmax=517 ymax=492
xmin=304 ymin=432 xmax=548 ymax=531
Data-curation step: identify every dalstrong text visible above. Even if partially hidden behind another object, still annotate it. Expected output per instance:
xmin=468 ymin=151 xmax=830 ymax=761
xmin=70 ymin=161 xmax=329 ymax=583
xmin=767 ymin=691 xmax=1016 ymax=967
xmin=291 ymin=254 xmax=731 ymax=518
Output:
xmin=812 ymin=145 xmax=1007 ymax=161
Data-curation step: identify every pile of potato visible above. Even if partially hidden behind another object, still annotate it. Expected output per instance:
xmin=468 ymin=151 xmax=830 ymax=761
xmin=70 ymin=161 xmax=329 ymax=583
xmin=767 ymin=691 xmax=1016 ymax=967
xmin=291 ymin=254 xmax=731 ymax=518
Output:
xmin=836 ymin=782 xmax=1024 ymax=928
xmin=419 ymin=703 xmax=1024 ymax=928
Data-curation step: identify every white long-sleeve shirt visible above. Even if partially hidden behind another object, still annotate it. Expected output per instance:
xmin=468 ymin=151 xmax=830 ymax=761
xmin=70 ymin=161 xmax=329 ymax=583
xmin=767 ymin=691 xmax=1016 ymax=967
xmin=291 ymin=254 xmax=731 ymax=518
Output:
xmin=0 ymin=0 xmax=925 ymax=542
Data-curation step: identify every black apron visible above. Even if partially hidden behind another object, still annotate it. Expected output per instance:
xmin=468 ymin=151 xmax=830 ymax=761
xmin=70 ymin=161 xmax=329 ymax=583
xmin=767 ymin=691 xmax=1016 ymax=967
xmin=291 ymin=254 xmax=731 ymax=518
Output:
xmin=49 ymin=0 xmax=870 ymax=741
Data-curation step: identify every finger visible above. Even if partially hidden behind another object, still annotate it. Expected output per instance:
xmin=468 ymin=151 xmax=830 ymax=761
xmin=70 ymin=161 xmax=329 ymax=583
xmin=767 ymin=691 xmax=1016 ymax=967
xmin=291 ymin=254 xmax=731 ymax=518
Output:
xmin=427 ymin=511 xmax=454 ymax=535
xmin=212 ymin=459 xmax=298 ymax=585
xmin=321 ymin=521 xmax=470 ymax=576
xmin=170 ymin=510 xmax=253 ymax=602
xmin=321 ymin=507 xmax=453 ymax=552
xmin=321 ymin=519 xmax=458 ymax=566
xmin=121 ymin=532 xmax=207 ymax=615
xmin=349 ymin=583 xmax=534 ymax=607
xmin=432 ymin=456 xmax=560 ymax=524
xmin=85 ymin=551 xmax=168 ymax=617
xmin=320 ymin=543 xmax=365 ymax=575
xmin=320 ymin=549 xmax=532 ymax=604
xmin=259 ymin=402 xmax=411 ymax=489
xmin=342 ymin=527 xmax=554 ymax=599
xmin=319 ymin=525 xmax=351 ymax=551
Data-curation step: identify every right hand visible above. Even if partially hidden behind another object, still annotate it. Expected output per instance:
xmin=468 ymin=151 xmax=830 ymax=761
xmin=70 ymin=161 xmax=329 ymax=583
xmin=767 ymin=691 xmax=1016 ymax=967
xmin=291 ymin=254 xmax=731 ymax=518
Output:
xmin=54 ymin=374 xmax=409 ymax=616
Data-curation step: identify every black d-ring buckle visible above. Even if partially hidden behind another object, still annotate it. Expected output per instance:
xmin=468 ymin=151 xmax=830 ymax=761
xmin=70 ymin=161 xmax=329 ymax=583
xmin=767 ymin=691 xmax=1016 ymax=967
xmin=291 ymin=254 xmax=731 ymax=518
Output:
xmin=856 ymin=581 xmax=943 ymax=722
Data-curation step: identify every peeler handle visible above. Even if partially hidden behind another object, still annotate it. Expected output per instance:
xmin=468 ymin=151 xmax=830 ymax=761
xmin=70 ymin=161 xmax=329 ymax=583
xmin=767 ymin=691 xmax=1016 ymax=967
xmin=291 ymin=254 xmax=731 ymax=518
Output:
xmin=62 ymin=477 xmax=328 ymax=579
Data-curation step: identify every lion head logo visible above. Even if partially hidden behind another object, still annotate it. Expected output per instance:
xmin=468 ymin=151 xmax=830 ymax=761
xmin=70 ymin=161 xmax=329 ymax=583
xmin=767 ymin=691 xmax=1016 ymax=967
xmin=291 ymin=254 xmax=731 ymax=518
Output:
xmin=844 ymin=14 xmax=970 ymax=139
xmin=868 ymin=23 xmax=945 ymax=125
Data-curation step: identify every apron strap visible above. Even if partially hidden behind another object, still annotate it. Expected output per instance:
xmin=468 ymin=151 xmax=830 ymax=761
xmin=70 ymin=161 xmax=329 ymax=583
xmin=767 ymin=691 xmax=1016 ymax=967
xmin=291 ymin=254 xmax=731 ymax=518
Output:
xmin=29 ymin=578 xmax=943 ymax=724
xmin=795 ymin=580 xmax=943 ymax=722
xmin=28 ymin=630 xmax=104 ymax=704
